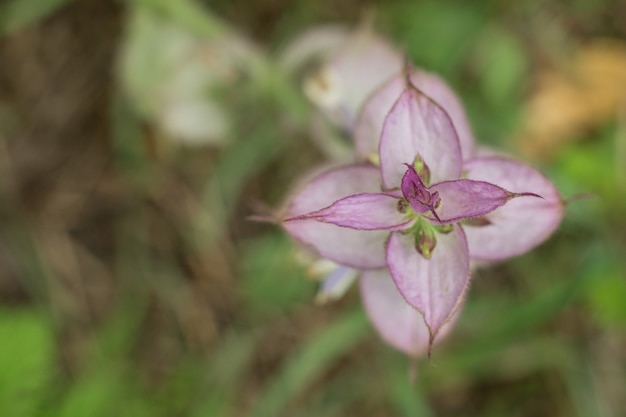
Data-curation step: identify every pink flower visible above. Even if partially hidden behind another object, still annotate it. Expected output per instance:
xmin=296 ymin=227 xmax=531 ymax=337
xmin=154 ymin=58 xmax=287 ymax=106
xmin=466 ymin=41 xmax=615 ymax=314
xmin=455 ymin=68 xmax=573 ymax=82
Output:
xmin=354 ymin=70 xmax=565 ymax=262
xmin=279 ymin=73 xmax=564 ymax=357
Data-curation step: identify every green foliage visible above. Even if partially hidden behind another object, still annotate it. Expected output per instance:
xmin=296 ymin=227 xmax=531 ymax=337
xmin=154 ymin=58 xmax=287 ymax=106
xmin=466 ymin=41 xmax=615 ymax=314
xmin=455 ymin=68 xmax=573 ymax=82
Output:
xmin=555 ymin=127 xmax=621 ymax=200
xmin=472 ymin=26 xmax=528 ymax=109
xmin=129 ymin=0 xmax=225 ymax=39
xmin=1 ymin=0 xmax=625 ymax=416
xmin=241 ymin=234 xmax=311 ymax=316
xmin=384 ymin=1 xmax=485 ymax=76
xmin=583 ymin=247 xmax=626 ymax=327
xmin=248 ymin=309 xmax=369 ymax=417
xmin=0 ymin=0 xmax=74 ymax=35
xmin=0 ymin=309 xmax=53 ymax=417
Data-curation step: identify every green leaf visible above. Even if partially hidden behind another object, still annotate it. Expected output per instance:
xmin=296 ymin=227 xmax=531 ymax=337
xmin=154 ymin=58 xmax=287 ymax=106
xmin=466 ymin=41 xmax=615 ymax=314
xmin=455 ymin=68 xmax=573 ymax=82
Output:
xmin=474 ymin=26 xmax=528 ymax=107
xmin=385 ymin=1 xmax=485 ymax=76
xmin=57 ymin=365 xmax=134 ymax=417
xmin=0 ymin=309 xmax=54 ymax=417
xmin=583 ymin=248 xmax=626 ymax=326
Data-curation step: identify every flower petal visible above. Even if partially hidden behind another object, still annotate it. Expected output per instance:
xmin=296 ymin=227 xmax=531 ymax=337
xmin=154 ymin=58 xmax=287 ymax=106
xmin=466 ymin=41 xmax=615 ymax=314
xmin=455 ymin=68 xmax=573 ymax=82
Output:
xmin=379 ymin=84 xmax=462 ymax=189
xmin=303 ymin=28 xmax=402 ymax=130
xmin=354 ymin=75 xmax=405 ymax=161
xmin=386 ymin=226 xmax=469 ymax=344
xmin=355 ymin=70 xmax=474 ymax=162
xmin=360 ymin=269 xmax=463 ymax=357
xmin=282 ymin=164 xmax=389 ymax=269
xmin=315 ymin=265 xmax=358 ymax=304
xmin=411 ymin=70 xmax=475 ymax=160
xmin=428 ymin=179 xmax=535 ymax=224
xmin=285 ymin=192 xmax=410 ymax=231
xmin=462 ymin=157 xmax=564 ymax=260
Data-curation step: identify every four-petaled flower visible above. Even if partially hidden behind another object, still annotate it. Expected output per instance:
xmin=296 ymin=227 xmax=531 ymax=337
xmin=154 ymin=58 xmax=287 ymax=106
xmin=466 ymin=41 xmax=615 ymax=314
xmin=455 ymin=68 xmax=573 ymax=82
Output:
xmin=280 ymin=72 xmax=564 ymax=356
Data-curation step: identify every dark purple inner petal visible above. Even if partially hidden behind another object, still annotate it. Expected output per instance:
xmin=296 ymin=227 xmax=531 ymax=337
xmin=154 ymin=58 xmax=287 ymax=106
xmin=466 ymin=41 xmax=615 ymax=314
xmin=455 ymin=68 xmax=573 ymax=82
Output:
xmin=401 ymin=164 xmax=441 ymax=221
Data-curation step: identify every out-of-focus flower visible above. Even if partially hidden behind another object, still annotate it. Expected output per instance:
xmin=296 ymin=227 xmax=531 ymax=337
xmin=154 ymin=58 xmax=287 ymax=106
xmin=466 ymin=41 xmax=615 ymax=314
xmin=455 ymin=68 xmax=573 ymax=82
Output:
xmin=279 ymin=24 xmax=403 ymax=159
xmin=279 ymin=75 xmax=564 ymax=355
xmin=119 ymin=7 xmax=258 ymax=146
xmin=355 ymin=68 xmax=476 ymax=162
xmin=281 ymin=24 xmax=402 ymax=130
xmin=308 ymin=258 xmax=358 ymax=305
xmin=516 ymin=39 xmax=626 ymax=159
xmin=275 ymin=26 xmax=564 ymax=357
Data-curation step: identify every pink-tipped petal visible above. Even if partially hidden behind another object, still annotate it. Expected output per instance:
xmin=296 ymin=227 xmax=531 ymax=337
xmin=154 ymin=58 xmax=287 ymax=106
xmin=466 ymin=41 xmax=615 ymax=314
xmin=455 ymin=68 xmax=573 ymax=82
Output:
xmin=359 ymin=269 xmax=430 ymax=357
xmin=428 ymin=179 xmax=532 ymax=224
xmin=360 ymin=269 xmax=463 ymax=357
xmin=282 ymin=164 xmax=389 ymax=269
xmin=386 ymin=226 xmax=469 ymax=343
xmin=283 ymin=164 xmax=382 ymax=216
xmin=355 ymin=70 xmax=474 ymax=161
xmin=379 ymin=86 xmax=462 ymax=189
xmin=462 ymin=157 xmax=564 ymax=260
xmin=411 ymin=70 xmax=475 ymax=160
xmin=286 ymin=193 xmax=411 ymax=231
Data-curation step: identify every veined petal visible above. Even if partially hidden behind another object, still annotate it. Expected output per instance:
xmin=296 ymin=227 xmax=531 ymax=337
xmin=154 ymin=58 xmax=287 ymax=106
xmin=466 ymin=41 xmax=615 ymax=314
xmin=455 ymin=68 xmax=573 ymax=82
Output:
xmin=355 ymin=70 xmax=474 ymax=162
xmin=283 ymin=164 xmax=382 ymax=216
xmin=428 ymin=179 xmax=536 ymax=224
xmin=411 ymin=70 xmax=474 ymax=160
xmin=282 ymin=164 xmax=389 ymax=269
xmin=386 ymin=226 xmax=469 ymax=345
xmin=285 ymin=193 xmax=411 ymax=231
xmin=284 ymin=219 xmax=390 ymax=269
xmin=360 ymin=269 xmax=462 ymax=357
xmin=462 ymin=157 xmax=564 ymax=260
xmin=379 ymin=85 xmax=462 ymax=189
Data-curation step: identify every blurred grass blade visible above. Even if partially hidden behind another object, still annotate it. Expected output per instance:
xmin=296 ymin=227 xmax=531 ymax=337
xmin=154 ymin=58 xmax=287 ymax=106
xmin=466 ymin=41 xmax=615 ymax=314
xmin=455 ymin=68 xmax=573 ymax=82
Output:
xmin=386 ymin=353 xmax=434 ymax=417
xmin=249 ymin=309 xmax=370 ymax=417
xmin=562 ymin=351 xmax=612 ymax=417
xmin=57 ymin=366 xmax=126 ymax=417
xmin=444 ymin=277 xmax=584 ymax=373
xmin=190 ymin=331 xmax=257 ymax=416
xmin=0 ymin=0 xmax=74 ymax=35
xmin=194 ymin=120 xmax=286 ymax=247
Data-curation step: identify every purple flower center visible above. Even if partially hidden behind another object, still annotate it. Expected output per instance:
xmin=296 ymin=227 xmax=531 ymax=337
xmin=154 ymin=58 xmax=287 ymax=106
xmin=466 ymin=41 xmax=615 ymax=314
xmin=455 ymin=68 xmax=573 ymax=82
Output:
xmin=401 ymin=164 xmax=441 ymax=222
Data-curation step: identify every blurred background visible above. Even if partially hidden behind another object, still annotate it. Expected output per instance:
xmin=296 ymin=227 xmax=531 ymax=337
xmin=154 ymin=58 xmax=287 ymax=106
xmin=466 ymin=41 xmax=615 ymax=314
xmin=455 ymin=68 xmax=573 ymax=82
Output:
xmin=0 ymin=0 xmax=625 ymax=416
